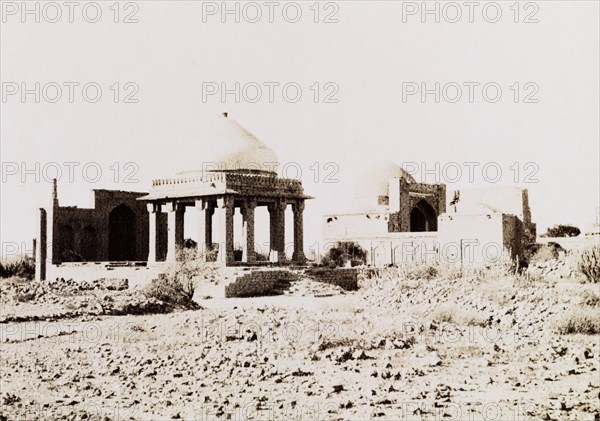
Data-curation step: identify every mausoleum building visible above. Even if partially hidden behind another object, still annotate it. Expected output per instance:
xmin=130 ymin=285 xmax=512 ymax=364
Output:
xmin=35 ymin=113 xmax=311 ymax=281
xmin=323 ymin=163 xmax=535 ymax=267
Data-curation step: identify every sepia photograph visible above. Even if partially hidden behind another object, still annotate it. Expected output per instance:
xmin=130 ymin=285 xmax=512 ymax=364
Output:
xmin=1 ymin=1 xmax=599 ymax=420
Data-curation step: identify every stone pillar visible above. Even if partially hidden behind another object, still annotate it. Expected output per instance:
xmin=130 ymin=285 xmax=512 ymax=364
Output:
xmin=205 ymin=203 xmax=214 ymax=250
xmin=242 ymin=199 xmax=256 ymax=263
xmin=269 ymin=201 xmax=287 ymax=263
xmin=165 ymin=202 xmax=185 ymax=262
xmin=292 ymin=200 xmax=306 ymax=263
xmin=240 ymin=207 xmax=247 ymax=261
xmin=195 ymin=199 xmax=207 ymax=259
xmin=147 ymin=203 xmax=161 ymax=263
xmin=268 ymin=203 xmax=277 ymax=261
xmin=278 ymin=202 xmax=287 ymax=262
xmin=35 ymin=208 xmax=47 ymax=282
xmin=214 ymin=196 xmax=234 ymax=266
xmin=268 ymin=203 xmax=278 ymax=262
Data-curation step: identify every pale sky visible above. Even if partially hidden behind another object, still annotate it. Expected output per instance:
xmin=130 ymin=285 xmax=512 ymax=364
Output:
xmin=1 ymin=1 xmax=599 ymax=258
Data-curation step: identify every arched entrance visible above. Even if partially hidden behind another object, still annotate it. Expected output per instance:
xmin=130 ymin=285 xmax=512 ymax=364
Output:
xmin=410 ymin=200 xmax=437 ymax=232
xmin=109 ymin=204 xmax=136 ymax=261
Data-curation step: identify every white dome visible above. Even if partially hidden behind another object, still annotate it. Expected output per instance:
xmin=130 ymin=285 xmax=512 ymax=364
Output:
xmin=180 ymin=113 xmax=279 ymax=175
xmin=351 ymin=161 xmax=415 ymax=210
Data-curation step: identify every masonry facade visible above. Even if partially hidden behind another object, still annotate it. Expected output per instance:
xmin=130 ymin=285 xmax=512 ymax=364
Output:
xmin=39 ymin=181 xmax=149 ymax=265
xmin=323 ymin=162 xmax=535 ymax=267
xmin=36 ymin=113 xmax=311 ymax=281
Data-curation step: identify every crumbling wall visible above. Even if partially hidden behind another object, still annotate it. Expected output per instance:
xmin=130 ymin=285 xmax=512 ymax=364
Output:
xmin=304 ymin=268 xmax=359 ymax=291
xmin=225 ymin=270 xmax=300 ymax=298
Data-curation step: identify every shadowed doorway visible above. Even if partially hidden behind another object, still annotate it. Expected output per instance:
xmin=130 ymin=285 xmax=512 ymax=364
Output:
xmin=410 ymin=200 xmax=437 ymax=232
xmin=109 ymin=204 xmax=136 ymax=261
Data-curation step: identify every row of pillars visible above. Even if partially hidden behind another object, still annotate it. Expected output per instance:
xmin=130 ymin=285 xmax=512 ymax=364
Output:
xmin=147 ymin=196 xmax=305 ymax=265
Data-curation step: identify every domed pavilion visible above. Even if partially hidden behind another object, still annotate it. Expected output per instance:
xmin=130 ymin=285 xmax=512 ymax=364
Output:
xmin=139 ymin=113 xmax=311 ymax=265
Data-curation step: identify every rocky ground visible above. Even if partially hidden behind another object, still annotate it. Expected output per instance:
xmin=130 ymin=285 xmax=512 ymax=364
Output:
xmin=0 ymin=261 xmax=599 ymax=420
xmin=0 ymin=277 xmax=173 ymax=324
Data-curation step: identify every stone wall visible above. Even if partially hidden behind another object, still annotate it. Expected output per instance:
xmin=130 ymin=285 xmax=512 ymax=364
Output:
xmin=225 ymin=269 xmax=301 ymax=298
xmin=454 ymin=186 xmax=532 ymax=224
xmin=322 ymin=231 xmax=439 ymax=267
xmin=304 ymin=268 xmax=360 ymax=291
xmin=388 ymin=178 xmax=446 ymax=232
xmin=537 ymin=235 xmax=599 ymax=251
xmin=324 ymin=212 xmax=526 ymax=268
xmin=46 ymin=262 xmax=165 ymax=290
xmin=49 ymin=190 xmax=149 ymax=263
xmin=438 ymin=212 xmax=522 ymax=264
xmin=324 ymin=177 xmax=446 ymax=240
xmin=323 ymin=212 xmax=390 ymax=240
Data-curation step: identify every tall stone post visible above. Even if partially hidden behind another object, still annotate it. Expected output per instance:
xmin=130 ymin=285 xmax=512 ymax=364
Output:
xmin=240 ymin=207 xmax=247 ymax=260
xmin=214 ymin=196 xmax=234 ymax=266
xmin=278 ymin=201 xmax=287 ymax=262
xmin=205 ymin=203 xmax=214 ymax=250
xmin=196 ymin=199 xmax=207 ymax=260
xmin=147 ymin=203 xmax=161 ymax=263
xmin=48 ymin=180 xmax=57 ymax=264
xmin=292 ymin=200 xmax=306 ymax=263
xmin=35 ymin=208 xmax=47 ymax=281
xmin=269 ymin=200 xmax=287 ymax=263
xmin=242 ymin=199 xmax=256 ymax=263
xmin=165 ymin=202 xmax=185 ymax=263
xmin=268 ymin=203 xmax=277 ymax=262
xmin=267 ymin=202 xmax=280 ymax=262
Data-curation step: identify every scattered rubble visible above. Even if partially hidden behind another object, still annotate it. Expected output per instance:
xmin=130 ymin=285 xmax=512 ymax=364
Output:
xmin=0 ymin=265 xmax=598 ymax=420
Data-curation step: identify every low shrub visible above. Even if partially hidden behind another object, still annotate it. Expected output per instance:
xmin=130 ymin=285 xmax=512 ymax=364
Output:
xmin=183 ymin=238 xmax=197 ymax=249
xmin=431 ymin=304 xmax=489 ymax=327
xmin=400 ymin=262 xmax=465 ymax=281
xmin=402 ymin=263 xmax=439 ymax=281
xmin=143 ymin=247 xmax=212 ymax=308
xmin=555 ymin=306 xmax=600 ymax=335
xmin=473 ymin=250 xmax=519 ymax=282
xmin=577 ymin=245 xmax=600 ymax=283
xmin=0 ymin=257 xmax=35 ymax=280
xmin=460 ymin=311 xmax=490 ymax=327
xmin=580 ymin=290 xmax=600 ymax=307
xmin=143 ymin=277 xmax=199 ymax=308
xmin=431 ymin=304 xmax=455 ymax=323
xmin=525 ymin=242 xmax=565 ymax=263
xmin=322 ymin=242 xmax=367 ymax=268
xmin=14 ymin=291 xmax=36 ymax=303
xmin=544 ymin=224 xmax=581 ymax=238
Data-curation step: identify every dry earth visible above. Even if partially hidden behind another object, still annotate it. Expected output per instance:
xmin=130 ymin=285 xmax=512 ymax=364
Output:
xmin=1 ymin=264 xmax=599 ymax=421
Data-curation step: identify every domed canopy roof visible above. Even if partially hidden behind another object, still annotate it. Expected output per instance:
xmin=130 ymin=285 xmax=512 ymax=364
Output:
xmin=180 ymin=113 xmax=279 ymax=175
xmin=352 ymin=161 xmax=415 ymax=210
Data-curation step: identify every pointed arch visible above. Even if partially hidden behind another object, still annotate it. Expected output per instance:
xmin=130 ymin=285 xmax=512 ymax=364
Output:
xmin=410 ymin=199 xmax=437 ymax=232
